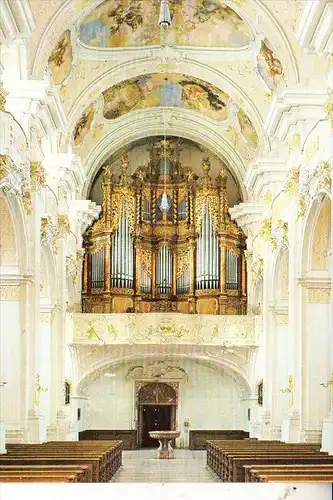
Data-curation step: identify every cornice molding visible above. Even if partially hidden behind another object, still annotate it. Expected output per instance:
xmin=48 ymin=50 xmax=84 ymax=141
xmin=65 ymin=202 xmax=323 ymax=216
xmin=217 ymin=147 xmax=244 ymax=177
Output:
xmin=0 ymin=0 xmax=35 ymax=42
xmin=265 ymin=89 xmax=327 ymax=141
xmin=245 ymin=158 xmax=289 ymax=197
xmin=296 ymin=0 xmax=333 ymax=55
xmin=297 ymin=276 xmax=331 ymax=288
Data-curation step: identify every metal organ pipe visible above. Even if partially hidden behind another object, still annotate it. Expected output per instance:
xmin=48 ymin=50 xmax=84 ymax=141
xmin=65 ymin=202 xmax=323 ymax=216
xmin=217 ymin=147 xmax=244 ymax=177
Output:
xmin=156 ymin=245 xmax=172 ymax=294
xmin=226 ymin=249 xmax=238 ymax=290
xmin=195 ymin=207 xmax=219 ymax=290
xmin=110 ymin=202 xmax=134 ymax=289
xmin=91 ymin=247 xmax=104 ymax=288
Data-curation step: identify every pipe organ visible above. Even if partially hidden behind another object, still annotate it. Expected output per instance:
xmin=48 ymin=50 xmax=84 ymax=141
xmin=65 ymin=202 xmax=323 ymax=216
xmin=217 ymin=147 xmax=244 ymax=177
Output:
xmin=82 ymin=139 xmax=247 ymax=314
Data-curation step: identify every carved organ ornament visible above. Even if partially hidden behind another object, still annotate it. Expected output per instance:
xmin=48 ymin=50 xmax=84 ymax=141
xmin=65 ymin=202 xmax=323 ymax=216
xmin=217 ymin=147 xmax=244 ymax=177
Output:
xmin=82 ymin=139 xmax=247 ymax=314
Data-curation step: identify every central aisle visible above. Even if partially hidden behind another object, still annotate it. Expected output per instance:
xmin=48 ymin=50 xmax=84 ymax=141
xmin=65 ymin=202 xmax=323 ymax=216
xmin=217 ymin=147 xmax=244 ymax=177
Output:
xmin=111 ymin=449 xmax=221 ymax=483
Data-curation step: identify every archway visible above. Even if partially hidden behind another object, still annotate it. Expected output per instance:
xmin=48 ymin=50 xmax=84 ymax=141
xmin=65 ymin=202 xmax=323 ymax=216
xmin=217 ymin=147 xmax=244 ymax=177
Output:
xmin=136 ymin=382 xmax=177 ymax=448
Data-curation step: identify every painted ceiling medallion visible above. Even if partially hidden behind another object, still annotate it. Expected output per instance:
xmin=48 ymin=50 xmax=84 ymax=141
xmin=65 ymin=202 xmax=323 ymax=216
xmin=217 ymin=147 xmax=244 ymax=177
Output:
xmin=79 ymin=0 xmax=251 ymax=48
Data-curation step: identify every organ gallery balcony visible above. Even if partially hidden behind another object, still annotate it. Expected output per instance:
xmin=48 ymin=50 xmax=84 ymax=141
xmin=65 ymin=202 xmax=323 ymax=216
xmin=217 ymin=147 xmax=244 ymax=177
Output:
xmin=69 ymin=313 xmax=261 ymax=347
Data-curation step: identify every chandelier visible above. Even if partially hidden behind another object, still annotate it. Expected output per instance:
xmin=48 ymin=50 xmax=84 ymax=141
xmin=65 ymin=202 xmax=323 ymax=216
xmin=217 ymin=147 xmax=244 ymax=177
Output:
xmin=160 ymin=111 xmax=171 ymax=213
xmin=158 ymin=0 xmax=172 ymax=28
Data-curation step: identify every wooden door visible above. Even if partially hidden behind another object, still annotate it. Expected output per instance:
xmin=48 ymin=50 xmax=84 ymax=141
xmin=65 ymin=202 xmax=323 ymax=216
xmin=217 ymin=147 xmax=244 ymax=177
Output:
xmin=141 ymin=405 xmax=172 ymax=448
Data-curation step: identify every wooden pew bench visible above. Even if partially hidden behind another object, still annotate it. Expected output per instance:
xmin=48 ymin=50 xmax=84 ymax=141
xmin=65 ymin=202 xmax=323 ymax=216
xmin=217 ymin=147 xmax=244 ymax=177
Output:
xmin=207 ymin=439 xmax=332 ymax=482
xmin=257 ymin=473 xmax=333 ymax=483
xmin=0 ymin=473 xmax=79 ymax=483
xmin=2 ymin=440 xmax=122 ymax=482
xmin=0 ymin=465 xmax=90 ymax=482
xmin=244 ymin=464 xmax=333 ymax=482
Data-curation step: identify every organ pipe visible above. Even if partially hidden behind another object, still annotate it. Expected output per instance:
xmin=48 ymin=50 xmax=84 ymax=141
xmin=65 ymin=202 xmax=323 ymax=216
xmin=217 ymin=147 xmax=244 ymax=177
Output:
xmin=196 ymin=207 xmax=219 ymax=290
xmin=83 ymin=140 xmax=246 ymax=314
xmin=226 ymin=249 xmax=238 ymax=290
xmin=110 ymin=201 xmax=134 ymax=289
xmin=91 ymin=247 xmax=104 ymax=288
xmin=157 ymin=245 xmax=172 ymax=294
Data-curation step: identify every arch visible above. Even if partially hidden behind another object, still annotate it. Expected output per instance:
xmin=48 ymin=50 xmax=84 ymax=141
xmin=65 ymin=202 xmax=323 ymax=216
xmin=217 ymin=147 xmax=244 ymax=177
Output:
xmin=301 ymin=196 xmax=331 ymax=275
xmin=0 ymin=194 xmax=18 ymax=267
xmin=64 ymin=58 xmax=264 ymax=144
xmin=0 ymin=190 xmax=30 ymax=274
xmin=272 ymin=245 xmax=289 ymax=305
xmin=75 ymin=351 xmax=252 ymax=398
xmin=81 ymin=115 xmax=249 ymax=201
xmin=138 ymin=382 xmax=176 ymax=405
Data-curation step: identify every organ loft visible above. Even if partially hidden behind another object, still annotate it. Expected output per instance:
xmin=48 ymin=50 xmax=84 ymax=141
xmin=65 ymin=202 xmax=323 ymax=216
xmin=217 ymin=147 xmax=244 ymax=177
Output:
xmin=82 ymin=138 xmax=247 ymax=314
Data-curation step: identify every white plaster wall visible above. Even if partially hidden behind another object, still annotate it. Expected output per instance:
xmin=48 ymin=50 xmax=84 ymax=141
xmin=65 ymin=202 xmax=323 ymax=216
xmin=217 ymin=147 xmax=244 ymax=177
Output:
xmin=39 ymin=321 xmax=52 ymax=424
xmin=85 ymin=358 xmax=244 ymax=443
xmin=0 ymin=301 xmax=21 ymax=428
xmin=275 ymin=323 xmax=291 ymax=423
xmin=306 ymin=302 xmax=331 ymax=429
xmin=87 ymin=364 xmax=133 ymax=430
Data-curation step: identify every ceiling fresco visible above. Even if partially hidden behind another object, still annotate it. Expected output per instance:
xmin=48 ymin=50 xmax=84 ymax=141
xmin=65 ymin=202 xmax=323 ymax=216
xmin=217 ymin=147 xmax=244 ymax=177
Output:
xmin=79 ymin=0 xmax=252 ymax=48
xmin=48 ymin=30 xmax=73 ymax=85
xmin=256 ymin=40 xmax=284 ymax=91
xmin=102 ymin=73 xmax=230 ymax=120
xmin=72 ymin=73 xmax=258 ymax=154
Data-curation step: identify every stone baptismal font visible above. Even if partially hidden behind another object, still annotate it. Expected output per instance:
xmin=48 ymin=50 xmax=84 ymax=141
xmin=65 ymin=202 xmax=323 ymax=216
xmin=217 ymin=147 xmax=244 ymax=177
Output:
xmin=149 ymin=430 xmax=180 ymax=459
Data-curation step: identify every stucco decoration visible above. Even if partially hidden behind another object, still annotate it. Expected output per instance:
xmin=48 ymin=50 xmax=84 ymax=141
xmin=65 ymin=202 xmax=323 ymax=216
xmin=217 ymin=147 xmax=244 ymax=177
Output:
xmin=125 ymin=361 xmax=189 ymax=382
xmin=79 ymin=0 xmax=251 ymax=49
xmin=237 ymin=108 xmax=258 ymax=150
xmin=72 ymin=312 xmax=258 ymax=345
xmin=48 ymin=30 xmax=73 ymax=85
xmin=102 ymin=74 xmax=230 ymax=121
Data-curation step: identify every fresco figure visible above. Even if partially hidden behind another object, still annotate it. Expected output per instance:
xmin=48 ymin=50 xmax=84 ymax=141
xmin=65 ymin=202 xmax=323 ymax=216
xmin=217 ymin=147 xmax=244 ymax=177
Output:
xmin=237 ymin=109 xmax=258 ymax=150
xmin=257 ymin=40 xmax=284 ymax=91
xmin=73 ymin=105 xmax=95 ymax=146
xmin=48 ymin=30 xmax=72 ymax=85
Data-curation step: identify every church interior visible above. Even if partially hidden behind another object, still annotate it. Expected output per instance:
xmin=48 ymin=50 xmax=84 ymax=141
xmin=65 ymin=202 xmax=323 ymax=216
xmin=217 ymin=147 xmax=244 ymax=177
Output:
xmin=0 ymin=0 xmax=332 ymax=487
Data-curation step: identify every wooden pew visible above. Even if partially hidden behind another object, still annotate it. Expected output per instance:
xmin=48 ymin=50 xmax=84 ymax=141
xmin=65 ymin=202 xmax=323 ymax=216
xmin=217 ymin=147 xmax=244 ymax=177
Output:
xmin=79 ymin=430 xmax=137 ymax=450
xmin=244 ymin=464 xmax=333 ymax=482
xmin=6 ymin=440 xmax=122 ymax=480
xmin=0 ymin=465 xmax=91 ymax=482
xmin=258 ymin=474 xmax=333 ymax=483
xmin=1 ymin=440 xmax=122 ymax=482
xmin=207 ymin=439 xmax=321 ymax=479
xmin=189 ymin=430 xmax=249 ymax=450
xmin=0 ymin=473 xmax=79 ymax=483
xmin=207 ymin=439 xmax=333 ymax=482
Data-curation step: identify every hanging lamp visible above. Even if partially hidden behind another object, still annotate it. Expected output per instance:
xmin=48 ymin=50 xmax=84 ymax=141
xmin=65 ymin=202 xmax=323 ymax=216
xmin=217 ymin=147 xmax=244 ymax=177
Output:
xmin=158 ymin=0 xmax=172 ymax=28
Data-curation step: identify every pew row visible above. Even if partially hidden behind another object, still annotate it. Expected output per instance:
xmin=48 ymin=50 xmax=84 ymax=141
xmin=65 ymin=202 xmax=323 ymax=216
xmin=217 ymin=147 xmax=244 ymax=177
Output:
xmin=189 ymin=430 xmax=249 ymax=450
xmin=79 ymin=430 xmax=137 ymax=450
xmin=0 ymin=440 xmax=122 ymax=482
xmin=207 ymin=439 xmax=333 ymax=482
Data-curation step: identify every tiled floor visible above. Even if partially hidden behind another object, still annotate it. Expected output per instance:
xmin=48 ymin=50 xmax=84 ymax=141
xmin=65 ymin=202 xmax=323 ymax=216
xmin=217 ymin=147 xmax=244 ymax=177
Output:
xmin=111 ymin=449 xmax=221 ymax=483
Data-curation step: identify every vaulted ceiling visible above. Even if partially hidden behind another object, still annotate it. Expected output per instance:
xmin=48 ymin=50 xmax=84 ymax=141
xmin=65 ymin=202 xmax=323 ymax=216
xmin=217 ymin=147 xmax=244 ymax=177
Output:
xmin=27 ymin=0 xmax=306 ymax=195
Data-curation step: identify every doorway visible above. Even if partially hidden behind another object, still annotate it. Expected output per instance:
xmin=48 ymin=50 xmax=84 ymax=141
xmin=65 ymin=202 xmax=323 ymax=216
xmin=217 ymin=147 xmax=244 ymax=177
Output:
xmin=141 ymin=405 xmax=172 ymax=448
xmin=136 ymin=382 xmax=178 ymax=448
